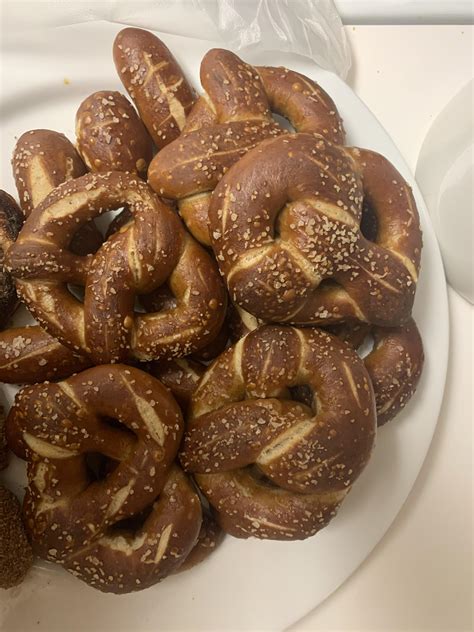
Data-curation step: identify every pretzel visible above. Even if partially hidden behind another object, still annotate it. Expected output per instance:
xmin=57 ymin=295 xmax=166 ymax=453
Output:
xmin=113 ymin=28 xmax=196 ymax=149
xmin=209 ymin=133 xmax=422 ymax=327
xmin=141 ymin=285 xmax=229 ymax=362
xmin=0 ymin=191 xmax=23 ymax=329
xmin=0 ymin=326 xmax=91 ymax=384
xmin=228 ymin=305 xmax=423 ymax=426
xmin=5 ymin=364 xmax=206 ymax=593
xmin=7 ymin=171 xmax=226 ymax=363
xmin=148 ymin=49 xmax=344 ymax=245
xmin=181 ymin=325 xmax=376 ymax=540
xmin=76 ymin=90 xmax=153 ymax=177
xmin=12 ymin=129 xmax=103 ymax=256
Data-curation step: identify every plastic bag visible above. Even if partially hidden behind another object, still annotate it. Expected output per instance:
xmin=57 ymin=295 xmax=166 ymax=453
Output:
xmin=195 ymin=0 xmax=351 ymax=78
xmin=2 ymin=0 xmax=351 ymax=78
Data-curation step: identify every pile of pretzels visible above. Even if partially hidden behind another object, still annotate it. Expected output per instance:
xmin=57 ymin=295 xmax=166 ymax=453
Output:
xmin=0 ymin=27 xmax=424 ymax=594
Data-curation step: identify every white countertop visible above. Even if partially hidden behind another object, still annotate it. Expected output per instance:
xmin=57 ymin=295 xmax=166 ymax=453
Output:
xmin=291 ymin=25 xmax=473 ymax=632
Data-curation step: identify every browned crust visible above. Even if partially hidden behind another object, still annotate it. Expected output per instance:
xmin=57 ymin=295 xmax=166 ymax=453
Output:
xmin=229 ymin=310 xmax=423 ymax=427
xmin=148 ymin=49 xmax=345 ymax=247
xmin=7 ymin=171 xmax=226 ymax=363
xmin=12 ymin=129 xmax=102 ymax=256
xmin=363 ymin=318 xmax=424 ymax=425
xmin=6 ymin=364 xmax=203 ymax=593
xmin=76 ymin=90 xmax=153 ymax=177
xmin=181 ymin=325 xmax=376 ymax=540
xmin=256 ymin=66 xmax=345 ymax=143
xmin=0 ymin=326 xmax=91 ymax=384
xmin=113 ymin=28 xmax=196 ymax=148
xmin=209 ymin=133 xmax=421 ymax=327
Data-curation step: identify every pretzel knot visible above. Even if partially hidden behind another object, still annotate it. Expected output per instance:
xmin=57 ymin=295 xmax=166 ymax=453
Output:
xmin=7 ymin=171 xmax=226 ymax=363
xmin=6 ymin=365 xmax=202 ymax=593
xmin=148 ymin=49 xmax=345 ymax=246
xmin=209 ymin=133 xmax=422 ymax=327
xmin=181 ymin=325 xmax=376 ymax=540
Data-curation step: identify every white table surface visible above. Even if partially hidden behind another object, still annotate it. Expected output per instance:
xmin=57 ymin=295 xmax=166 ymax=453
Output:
xmin=291 ymin=25 xmax=473 ymax=632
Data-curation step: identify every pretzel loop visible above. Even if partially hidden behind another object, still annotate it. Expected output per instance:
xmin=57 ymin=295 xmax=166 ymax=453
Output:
xmin=209 ymin=133 xmax=422 ymax=327
xmin=148 ymin=49 xmax=345 ymax=246
xmin=181 ymin=325 xmax=376 ymax=540
xmin=7 ymin=171 xmax=226 ymax=363
xmin=6 ymin=365 xmax=202 ymax=593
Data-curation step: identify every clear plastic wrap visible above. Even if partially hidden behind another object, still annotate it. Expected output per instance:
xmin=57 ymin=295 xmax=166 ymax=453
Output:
xmin=2 ymin=0 xmax=351 ymax=78
xmin=194 ymin=0 xmax=351 ymax=78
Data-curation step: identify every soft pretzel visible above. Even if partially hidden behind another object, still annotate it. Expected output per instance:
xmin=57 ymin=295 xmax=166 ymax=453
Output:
xmin=148 ymin=49 xmax=344 ymax=245
xmin=0 ymin=326 xmax=91 ymax=384
xmin=229 ymin=305 xmax=423 ymax=426
xmin=76 ymin=90 xmax=153 ymax=177
xmin=113 ymin=28 xmax=196 ymax=148
xmin=12 ymin=129 xmax=102 ymax=256
xmin=7 ymin=171 xmax=226 ymax=363
xmin=176 ymin=506 xmax=224 ymax=572
xmin=209 ymin=133 xmax=421 ymax=327
xmin=0 ymin=191 xmax=23 ymax=329
xmin=6 ymin=365 xmax=204 ymax=593
xmin=140 ymin=285 xmax=229 ymax=361
xmin=181 ymin=325 xmax=376 ymax=540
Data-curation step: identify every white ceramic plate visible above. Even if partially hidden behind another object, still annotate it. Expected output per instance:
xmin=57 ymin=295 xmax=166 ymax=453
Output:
xmin=0 ymin=22 xmax=448 ymax=632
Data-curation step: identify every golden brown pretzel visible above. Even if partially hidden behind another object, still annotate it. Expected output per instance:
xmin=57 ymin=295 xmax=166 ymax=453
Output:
xmin=181 ymin=325 xmax=376 ymax=540
xmin=209 ymin=133 xmax=421 ymax=327
xmin=148 ymin=49 xmax=344 ymax=246
xmin=0 ymin=191 xmax=23 ymax=329
xmin=113 ymin=28 xmax=196 ymax=148
xmin=12 ymin=129 xmax=103 ymax=256
xmin=7 ymin=171 xmax=226 ymax=364
xmin=6 ymin=365 xmax=203 ymax=593
xmin=76 ymin=90 xmax=153 ymax=177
